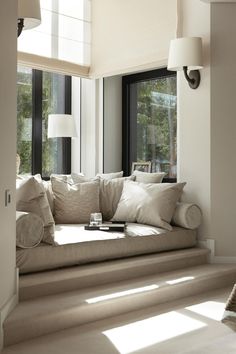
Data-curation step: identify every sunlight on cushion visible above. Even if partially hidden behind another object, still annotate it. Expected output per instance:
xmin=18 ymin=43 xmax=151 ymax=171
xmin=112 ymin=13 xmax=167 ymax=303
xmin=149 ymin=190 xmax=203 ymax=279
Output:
xmin=103 ymin=311 xmax=206 ymax=354
xmin=86 ymin=284 xmax=159 ymax=304
xmin=186 ymin=301 xmax=225 ymax=321
xmin=166 ymin=276 xmax=195 ymax=285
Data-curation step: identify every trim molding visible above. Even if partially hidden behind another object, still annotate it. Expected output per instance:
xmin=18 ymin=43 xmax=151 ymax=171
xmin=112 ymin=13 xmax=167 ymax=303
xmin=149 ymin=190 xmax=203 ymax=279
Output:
xmin=0 ymin=268 xmax=19 ymax=351
xmin=198 ymin=239 xmax=236 ymax=263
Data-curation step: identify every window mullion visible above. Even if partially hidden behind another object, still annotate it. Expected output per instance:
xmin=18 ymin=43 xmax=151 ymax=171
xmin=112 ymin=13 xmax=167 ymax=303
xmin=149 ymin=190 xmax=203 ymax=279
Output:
xmin=32 ymin=69 xmax=43 ymax=175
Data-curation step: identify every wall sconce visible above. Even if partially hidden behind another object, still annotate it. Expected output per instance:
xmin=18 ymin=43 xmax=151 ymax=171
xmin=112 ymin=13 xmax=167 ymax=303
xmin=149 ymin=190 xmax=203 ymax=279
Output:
xmin=48 ymin=114 xmax=77 ymax=138
xmin=18 ymin=0 xmax=41 ymax=37
xmin=168 ymin=37 xmax=203 ymax=89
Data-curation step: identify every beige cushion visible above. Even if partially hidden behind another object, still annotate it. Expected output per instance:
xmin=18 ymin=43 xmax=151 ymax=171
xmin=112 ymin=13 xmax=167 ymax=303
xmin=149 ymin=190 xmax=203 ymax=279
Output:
xmin=96 ymin=171 xmax=123 ymax=180
xmin=16 ymin=211 xmax=44 ymax=248
xmin=51 ymin=173 xmax=84 ymax=183
xmin=42 ymin=180 xmax=54 ymax=215
xmin=171 ymin=202 xmax=202 ymax=229
xmin=222 ymin=284 xmax=236 ymax=330
xmin=113 ymin=180 xmax=186 ymax=230
xmin=133 ymin=170 xmax=166 ymax=183
xmin=16 ymin=176 xmax=55 ymax=244
xmin=51 ymin=177 xmax=100 ymax=224
xmin=99 ymin=176 xmax=134 ymax=221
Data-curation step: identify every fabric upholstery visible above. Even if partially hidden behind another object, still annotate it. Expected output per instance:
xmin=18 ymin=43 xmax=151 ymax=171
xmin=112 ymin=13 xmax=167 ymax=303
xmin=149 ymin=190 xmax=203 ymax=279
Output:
xmin=133 ymin=170 xmax=166 ymax=183
xmin=171 ymin=202 xmax=202 ymax=229
xmin=16 ymin=211 xmax=44 ymax=248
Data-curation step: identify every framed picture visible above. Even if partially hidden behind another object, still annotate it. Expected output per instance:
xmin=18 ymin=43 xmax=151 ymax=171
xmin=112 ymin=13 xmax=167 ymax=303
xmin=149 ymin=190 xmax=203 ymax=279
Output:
xmin=131 ymin=161 xmax=151 ymax=173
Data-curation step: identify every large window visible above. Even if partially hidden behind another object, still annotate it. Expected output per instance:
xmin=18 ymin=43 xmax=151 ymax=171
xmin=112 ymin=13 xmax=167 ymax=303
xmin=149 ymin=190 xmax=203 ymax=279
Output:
xmin=122 ymin=68 xmax=177 ymax=181
xmin=17 ymin=67 xmax=71 ymax=178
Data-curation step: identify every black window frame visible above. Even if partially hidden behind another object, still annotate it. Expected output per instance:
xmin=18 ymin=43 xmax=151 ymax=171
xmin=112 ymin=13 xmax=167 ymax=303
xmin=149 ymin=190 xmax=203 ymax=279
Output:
xmin=122 ymin=68 xmax=177 ymax=182
xmin=30 ymin=69 xmax=72 ymax=179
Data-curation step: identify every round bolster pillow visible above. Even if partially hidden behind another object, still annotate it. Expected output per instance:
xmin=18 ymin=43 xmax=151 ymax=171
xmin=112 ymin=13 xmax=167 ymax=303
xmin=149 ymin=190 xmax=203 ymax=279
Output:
xmin=16 ymin=211 xmax=44 ymax=248
xmin=171 ymin=202 xmax=202 ymax=229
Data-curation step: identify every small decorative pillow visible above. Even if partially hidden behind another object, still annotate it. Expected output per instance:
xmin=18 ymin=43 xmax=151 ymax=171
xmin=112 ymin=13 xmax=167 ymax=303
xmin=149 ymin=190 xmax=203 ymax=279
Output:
xmin=50 ymin=173 xmax=85 ymax=184
xmin=16 ymin=211 xmax=44 ymax=248
xmin=16 ymin=176 xmax=55 ymax=244
xmin=42 ymin=180 xmax=54 ymax=215
xmin=132 ymin=170 xmax=166 ymax=183
xmin=51 ymin=177 xmax=100 ymax=224
xmin=113 ymin=180 xmax=186 ymax=230
xmin=222 ymin=284 xmax=236 ymax=331
xmin=96 ymin=171 xmax=123 ymax=180
xmin=99 ymin=176 xmax=134 ymax=221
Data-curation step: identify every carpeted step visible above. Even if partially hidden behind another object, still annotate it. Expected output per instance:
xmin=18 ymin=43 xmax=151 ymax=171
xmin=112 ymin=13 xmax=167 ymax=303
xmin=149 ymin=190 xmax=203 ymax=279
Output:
xmin=19 ymin=248 xmax=210 ymax=300
xmin=4 ymin=263 xmax=236 ymax=346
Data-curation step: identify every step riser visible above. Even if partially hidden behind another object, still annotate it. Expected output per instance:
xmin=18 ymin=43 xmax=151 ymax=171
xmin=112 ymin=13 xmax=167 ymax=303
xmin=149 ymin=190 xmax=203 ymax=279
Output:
xmin=19 ymin=252 xmax=209 ymax=301
xmin=5 ymin=270 xmax=235 ymax=346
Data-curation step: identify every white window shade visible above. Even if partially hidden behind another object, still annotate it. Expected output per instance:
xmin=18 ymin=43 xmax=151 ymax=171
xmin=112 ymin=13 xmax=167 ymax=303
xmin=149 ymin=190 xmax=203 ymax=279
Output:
xmin=18 ymin=0 xmax=91 ymax=77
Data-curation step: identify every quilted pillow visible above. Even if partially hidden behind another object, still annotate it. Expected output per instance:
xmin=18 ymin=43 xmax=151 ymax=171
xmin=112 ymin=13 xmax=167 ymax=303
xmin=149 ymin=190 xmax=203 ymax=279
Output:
xmin=113 ymin=180 xmax=186 ymax=230
xmin=51 ymin=177 xmax=100 ymax=224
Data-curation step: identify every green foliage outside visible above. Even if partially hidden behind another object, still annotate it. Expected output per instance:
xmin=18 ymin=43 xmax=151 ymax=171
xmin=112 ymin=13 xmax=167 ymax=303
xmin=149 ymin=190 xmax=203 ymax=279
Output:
xmin=136 ymin=76 xmax=177 ymax=178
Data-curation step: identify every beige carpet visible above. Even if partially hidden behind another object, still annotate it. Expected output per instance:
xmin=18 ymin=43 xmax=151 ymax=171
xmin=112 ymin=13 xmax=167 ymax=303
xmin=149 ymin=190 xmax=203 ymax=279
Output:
xmin=2 ymin=287 xmax=235 ymax=354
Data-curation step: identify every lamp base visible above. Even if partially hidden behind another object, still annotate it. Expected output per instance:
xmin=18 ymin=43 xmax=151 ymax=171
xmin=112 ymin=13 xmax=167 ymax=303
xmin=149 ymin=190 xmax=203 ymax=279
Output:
xmin=183 ymin=66 xmax=201 ymax=89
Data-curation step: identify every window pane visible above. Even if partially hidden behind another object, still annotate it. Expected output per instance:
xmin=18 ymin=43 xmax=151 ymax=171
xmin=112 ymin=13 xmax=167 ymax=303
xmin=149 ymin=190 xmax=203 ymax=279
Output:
xmin=17 ymin=66 xmax=33 ymax=175
xmin=42 ymin=71 xmax=66 ymax=178
xmin=133 ymin=75 xmax=177 ymax=178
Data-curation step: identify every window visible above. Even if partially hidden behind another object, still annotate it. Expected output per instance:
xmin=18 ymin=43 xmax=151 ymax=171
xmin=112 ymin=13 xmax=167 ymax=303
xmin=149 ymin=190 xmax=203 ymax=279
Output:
xmin=122 ymin=68 xmax=177 ymax=181
xmin=17 ymin=66 xmax=71 ymax=178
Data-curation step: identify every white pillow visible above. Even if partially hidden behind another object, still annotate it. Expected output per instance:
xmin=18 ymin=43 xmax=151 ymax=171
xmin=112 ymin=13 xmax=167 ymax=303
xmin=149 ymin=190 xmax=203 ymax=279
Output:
xmin=96 ymin=171 xmax=123 ymax=180
xmin=99 ymin=176 xmax=134 ymax=221
xmin=51 ymin=177 xmax=100 ymax=224
xmin=16 ymin=211 xmax=44 ymax=248
xmin=113 ymin=180 xmax=186 ymax=230
xmin=171 ymin=202 xmax=202 ymax=229
xmin=16 ymin=176 xmax=55 ymax=244
xmin=132 ymin=170 xmax=166 ymax=183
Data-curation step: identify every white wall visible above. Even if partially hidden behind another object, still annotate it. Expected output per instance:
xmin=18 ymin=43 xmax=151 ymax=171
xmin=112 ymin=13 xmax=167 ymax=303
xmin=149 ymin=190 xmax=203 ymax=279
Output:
xmin=71 ymin=77 xmax=81 ymax=173
xmin=178 ymin=0 xmax=211 ymax=239
xmin=210 ymin=3 xmax=236 ymax=256
xmin=0 ymin=0 xmax=17 ymax=347
xmin=90 ymin=0 xmax=177 ymax=77
xmin=104 ymin=76 xmax=122 ymax=173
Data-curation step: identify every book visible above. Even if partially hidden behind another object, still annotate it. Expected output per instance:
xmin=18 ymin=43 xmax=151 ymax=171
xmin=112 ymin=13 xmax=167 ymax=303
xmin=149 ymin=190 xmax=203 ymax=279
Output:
xmin=84 ymin=222 xmax=126 ymax=232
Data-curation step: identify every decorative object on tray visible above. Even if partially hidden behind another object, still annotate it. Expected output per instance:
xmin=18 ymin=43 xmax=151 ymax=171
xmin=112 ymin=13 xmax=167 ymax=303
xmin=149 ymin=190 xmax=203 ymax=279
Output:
xmin=131 ymin=161 xmax=151 ymax=173
xmin=85 ymin=221 xmax=126 ymax=232
xmin=90 ymin=212 xmax=102 ymax=226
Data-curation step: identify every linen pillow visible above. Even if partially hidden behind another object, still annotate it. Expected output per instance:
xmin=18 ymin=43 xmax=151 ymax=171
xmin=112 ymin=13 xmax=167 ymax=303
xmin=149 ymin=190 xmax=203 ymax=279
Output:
xmin=171 ymin=202 xmax=202 ymax=229
xmin=132 ymin=170 xmax=166 ymax=183
xmin=99 ymin=176 xmax=134 ymax=221
xmin=16 ymin=176 xmax=55 ymax=244
xmin=51 ymin=177 xmax=100 ymax=224
xmin=113 ymin=180 xmax=186 ymax=230
xmin=16 ymin=211 xmax=44 ymax=248
xmin=42 ymin=180 xmax=54 ymax=215
xmin=96 ymin=171 xmax=123 ymax=180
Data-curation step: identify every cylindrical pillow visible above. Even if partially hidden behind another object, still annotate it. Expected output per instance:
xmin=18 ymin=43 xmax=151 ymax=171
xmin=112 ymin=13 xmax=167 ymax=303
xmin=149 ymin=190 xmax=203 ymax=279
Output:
xmin=16 ymin=211 xmax=44 ymax=248
xmin=171 ymin=202 xmax=202 ymax=229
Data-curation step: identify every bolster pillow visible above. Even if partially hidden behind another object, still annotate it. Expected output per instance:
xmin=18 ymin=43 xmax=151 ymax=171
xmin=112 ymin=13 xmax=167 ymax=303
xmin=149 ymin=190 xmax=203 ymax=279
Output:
xmin=16 ymin=211 xmax=44 ymax=248
xmin=171 ymin=202 xmax=202 ymax=229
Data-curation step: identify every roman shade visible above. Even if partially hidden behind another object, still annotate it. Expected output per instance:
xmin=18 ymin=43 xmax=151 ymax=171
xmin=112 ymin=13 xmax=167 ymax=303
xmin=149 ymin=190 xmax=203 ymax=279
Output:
xmin=18 ymin=0 xmax=91 ymax=77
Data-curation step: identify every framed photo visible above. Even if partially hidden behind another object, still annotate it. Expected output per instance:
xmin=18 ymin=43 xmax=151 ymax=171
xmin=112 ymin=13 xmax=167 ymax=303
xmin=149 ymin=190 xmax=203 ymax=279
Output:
xmin=131 ymin=161 xmax=151 ymax=173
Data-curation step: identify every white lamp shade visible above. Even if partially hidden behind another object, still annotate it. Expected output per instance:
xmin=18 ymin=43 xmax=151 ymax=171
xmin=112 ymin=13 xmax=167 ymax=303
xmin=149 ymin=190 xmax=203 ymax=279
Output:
xmin=18 ymin=0 xmax=41 ymax=30
xmin=168 ymin=37 xmax=203 ymax=71
xmin=48 ymin=114 xmax=77 ymax=138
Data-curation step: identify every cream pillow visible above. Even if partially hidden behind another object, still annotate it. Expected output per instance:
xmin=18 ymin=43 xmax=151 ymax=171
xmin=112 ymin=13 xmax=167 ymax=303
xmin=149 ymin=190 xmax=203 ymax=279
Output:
xmin=16 ymin=176 xmax=55 ymax=244
xmin=113 ymin=180 xmax=186 ymax=230
xmin=99 ymin=176 xmax=134 ymax=221
xmin=51 ymin=177 xmax=100 ymax=224
xmin=96 ymin=171 xmax=123 ymax=180
xmin=16 ymin=211 xmax=44 ymax=248
xmin=171 ymin=202 xmax=202 ymax=229
xmin=133 ymin=170 xmax=166 ymax=183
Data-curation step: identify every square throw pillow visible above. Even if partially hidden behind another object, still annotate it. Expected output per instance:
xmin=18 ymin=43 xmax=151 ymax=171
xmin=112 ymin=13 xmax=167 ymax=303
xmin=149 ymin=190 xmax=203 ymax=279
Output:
xmin=51 ymin=177 xmax=100 ymax=224
xmin=113 ymin=180 xmax=186 ymax=230
xmin=132 ymin=170 xmax=166 ymax=183
xmin=99 ymin=176 xmax=134 ymax=221
xmin=16 ymin=176 xmax=55 ymax=244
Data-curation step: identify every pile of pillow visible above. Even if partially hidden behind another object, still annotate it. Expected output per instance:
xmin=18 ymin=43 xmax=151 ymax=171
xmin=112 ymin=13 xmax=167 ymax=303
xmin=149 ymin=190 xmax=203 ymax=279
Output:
xmin=16 ymin=170 xmax=202 ymax=249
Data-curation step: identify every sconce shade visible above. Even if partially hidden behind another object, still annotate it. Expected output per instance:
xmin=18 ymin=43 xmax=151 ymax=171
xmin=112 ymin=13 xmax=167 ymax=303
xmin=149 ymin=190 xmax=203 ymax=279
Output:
xmin=48 ymin=114 xmax=77 ymax=138
xmin=168 ymin=37 xmax=203 ymax=71
xmin=18 ymin=0 xmax=41 ymax=30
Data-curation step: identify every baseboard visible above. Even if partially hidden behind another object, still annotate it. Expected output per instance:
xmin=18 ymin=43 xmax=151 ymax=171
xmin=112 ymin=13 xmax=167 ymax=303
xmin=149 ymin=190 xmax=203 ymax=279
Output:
xmin=0 ymin=268 xmax=19 ymax=352
xmin=198 ymin=239 xmax=236 ymax=264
